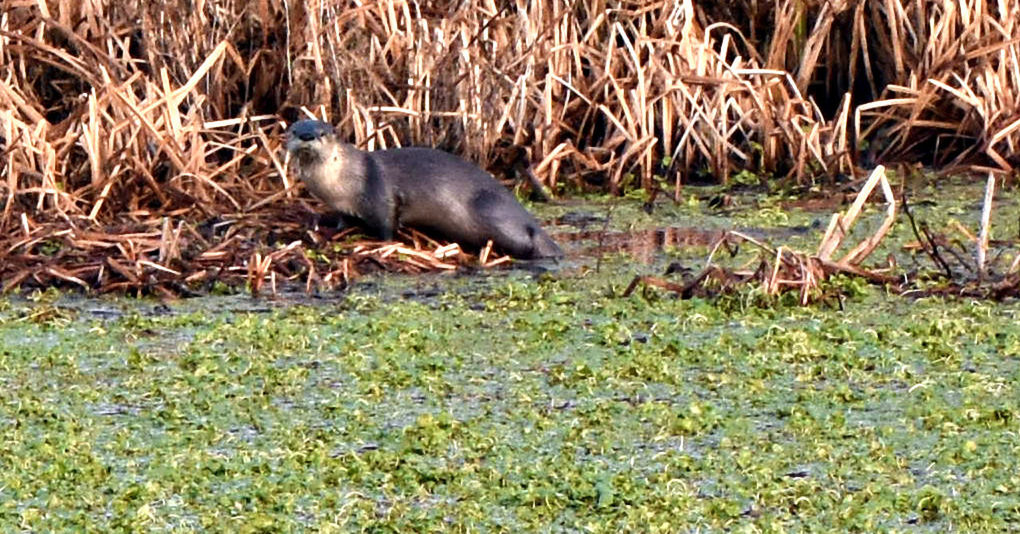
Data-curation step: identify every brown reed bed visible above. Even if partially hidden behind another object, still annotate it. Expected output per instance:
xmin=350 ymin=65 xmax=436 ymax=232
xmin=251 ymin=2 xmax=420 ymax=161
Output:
xmin=2 ymin=1 xmax=1019 ymax=295
xmin=1 ymin=198 xmax=511 ymax=297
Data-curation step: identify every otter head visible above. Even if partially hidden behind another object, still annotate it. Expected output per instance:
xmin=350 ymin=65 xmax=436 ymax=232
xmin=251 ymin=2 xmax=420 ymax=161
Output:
xmin=285 ymin=119 xmax=337 ymax=164
xmin=284 ymin=119 xmax=366 ymax=218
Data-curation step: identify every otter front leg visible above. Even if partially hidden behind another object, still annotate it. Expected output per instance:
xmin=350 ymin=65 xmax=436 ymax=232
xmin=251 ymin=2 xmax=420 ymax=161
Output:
xmin=314 ymin=212 xmax=354 ymax=231
xmin=372 ymin=216 xmax=395 ymax=241
xmin=358 ymin=162 xmax=398 ymax=240
xmin=358 ymin=201 xmax=397 ymax=241
xmin=335 ymin=213 xmax=362 ymax=231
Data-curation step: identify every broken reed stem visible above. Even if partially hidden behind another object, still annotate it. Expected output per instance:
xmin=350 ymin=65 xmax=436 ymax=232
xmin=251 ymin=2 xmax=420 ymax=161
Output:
xmin=817 ymin=165 xmax=891 ymax=264
xmin=977 ymin=173 xmax=995 ymax=282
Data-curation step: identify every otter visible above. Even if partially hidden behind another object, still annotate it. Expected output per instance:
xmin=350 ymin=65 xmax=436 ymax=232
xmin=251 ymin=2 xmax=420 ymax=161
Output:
xmin=285 ymin=119 xmax=562 ymax=259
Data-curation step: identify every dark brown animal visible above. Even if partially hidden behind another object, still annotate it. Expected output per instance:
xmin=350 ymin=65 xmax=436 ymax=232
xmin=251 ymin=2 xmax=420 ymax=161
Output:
xmin=286 ymin=120 xmax=562 ymax=259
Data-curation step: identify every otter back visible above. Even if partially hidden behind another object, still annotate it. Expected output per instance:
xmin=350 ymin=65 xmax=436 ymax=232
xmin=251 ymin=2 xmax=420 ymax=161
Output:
xmin=365 ymin=147 xmax=562 ymax=259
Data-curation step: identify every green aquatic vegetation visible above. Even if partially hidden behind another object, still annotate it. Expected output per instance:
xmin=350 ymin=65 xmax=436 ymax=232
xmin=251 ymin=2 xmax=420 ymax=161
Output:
xmin=1 ymin=277 xmax=1019 ymax=531
xmin=2 ymin=188 xmax=1020 ymax=531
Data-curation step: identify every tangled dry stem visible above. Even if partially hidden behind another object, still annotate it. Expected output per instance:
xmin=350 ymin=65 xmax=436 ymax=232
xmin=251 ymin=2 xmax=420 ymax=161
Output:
xmin=626 ymin=166 xmax=1020 ymax=303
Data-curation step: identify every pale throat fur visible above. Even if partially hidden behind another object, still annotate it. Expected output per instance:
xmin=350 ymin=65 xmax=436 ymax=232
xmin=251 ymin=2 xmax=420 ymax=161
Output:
xmin=292 ymin=139 xmax=367 ymax=218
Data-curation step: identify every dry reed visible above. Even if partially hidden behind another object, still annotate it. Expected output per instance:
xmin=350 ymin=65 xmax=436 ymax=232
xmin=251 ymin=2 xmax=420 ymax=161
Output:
xmin=1 ymin=1 xmax=1018 ymax=294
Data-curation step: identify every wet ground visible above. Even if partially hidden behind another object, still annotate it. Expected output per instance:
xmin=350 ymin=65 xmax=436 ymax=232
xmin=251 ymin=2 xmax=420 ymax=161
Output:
xmin=1 ymin=180 xmax=1019 ymax=531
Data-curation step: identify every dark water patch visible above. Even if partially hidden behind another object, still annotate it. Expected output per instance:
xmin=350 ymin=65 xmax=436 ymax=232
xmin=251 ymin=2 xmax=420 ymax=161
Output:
xmin=558 ymin=224 xmax=818 ymax=263
xmin=781 ymin=194 xmax=853 ymax=212
xmin=556 ymin=210 xmax=609 ymax=228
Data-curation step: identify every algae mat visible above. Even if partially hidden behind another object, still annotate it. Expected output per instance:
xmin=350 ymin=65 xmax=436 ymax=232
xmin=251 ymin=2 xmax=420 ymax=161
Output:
xmin=1 ymin=270 xmax=1018 ymax=531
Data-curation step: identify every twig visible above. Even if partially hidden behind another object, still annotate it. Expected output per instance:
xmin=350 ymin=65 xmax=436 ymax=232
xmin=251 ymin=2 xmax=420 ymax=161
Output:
xmin=594 ymin=204 xmax=613 ymax=274
xmin=622 ymin=266 xmax=732 ymax=299
xmin=902 ymin=194 xmax=952 ymax=278
xmin=976 ymin=173 xmax=995 ymax=282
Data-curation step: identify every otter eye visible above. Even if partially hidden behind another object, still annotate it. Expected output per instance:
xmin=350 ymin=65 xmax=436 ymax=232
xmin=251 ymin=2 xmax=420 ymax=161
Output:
xmin=289 ymin=120 xmax=334 ymax=142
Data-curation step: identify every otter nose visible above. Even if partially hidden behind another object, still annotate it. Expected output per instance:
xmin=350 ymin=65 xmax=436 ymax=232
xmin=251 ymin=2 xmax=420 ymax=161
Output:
xmin=297 ymin=130 xmax=318 ymax=141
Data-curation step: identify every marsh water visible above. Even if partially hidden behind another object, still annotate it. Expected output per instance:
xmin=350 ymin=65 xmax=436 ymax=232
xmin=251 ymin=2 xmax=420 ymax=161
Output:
xmin=2 ymin=181 xmax=1019 ymax=531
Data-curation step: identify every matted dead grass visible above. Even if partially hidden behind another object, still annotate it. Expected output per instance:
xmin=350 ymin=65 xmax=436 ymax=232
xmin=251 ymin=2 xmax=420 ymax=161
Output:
xmin=2 ymin=1 xmax=1019 ymax=295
